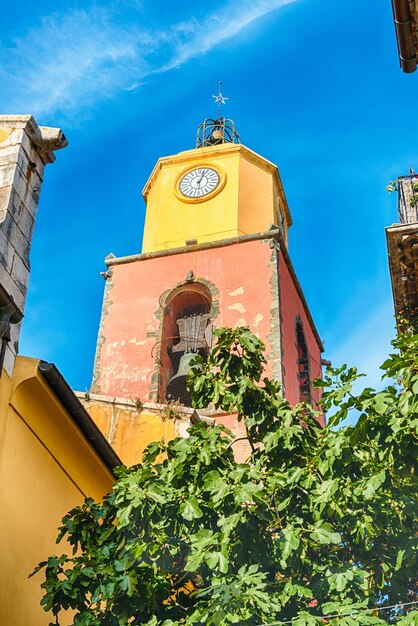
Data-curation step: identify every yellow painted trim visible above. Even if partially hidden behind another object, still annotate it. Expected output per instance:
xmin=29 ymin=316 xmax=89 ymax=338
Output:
xmin=173 ymin=163 xmax=226 ymax=204
xmin=142 ymin=142 xmax=292 ymax=227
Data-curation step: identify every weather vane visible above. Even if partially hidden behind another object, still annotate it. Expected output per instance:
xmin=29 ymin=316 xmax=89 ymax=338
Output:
xmin=212 ymin=81 xmax=228 ymax=119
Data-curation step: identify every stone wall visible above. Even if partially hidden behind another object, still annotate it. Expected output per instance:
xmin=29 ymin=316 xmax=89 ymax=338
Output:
xmin=397 ymin=175 xmax=418 ymax=224
xmin=0 ymin=116 xmax=67 ymax=376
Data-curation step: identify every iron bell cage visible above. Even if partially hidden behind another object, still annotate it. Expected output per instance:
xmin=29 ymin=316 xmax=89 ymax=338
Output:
xmin=196 ymin=117 xmax=240 ymax=148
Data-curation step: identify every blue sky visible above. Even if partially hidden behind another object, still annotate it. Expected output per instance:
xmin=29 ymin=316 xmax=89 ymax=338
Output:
xmin=1 ymin=0 xmax=415 ymax=402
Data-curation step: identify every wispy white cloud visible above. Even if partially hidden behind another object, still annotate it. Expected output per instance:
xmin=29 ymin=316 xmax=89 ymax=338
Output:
xmin=0 ymin=0 xmax=298 ymax=116
xmin=159 ymin=0 xmax=298 ymax=71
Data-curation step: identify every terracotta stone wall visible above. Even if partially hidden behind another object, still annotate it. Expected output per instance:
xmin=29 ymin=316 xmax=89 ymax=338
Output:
xmin=92 ymin=238 xmax=277 ymax=402
xmin=91 ymin=234 xmax=323 ymax=430
xmin=278 ymin=248 xmax=323 ymax=417
xmin=88 ymin=234 xmax=324 ymax=461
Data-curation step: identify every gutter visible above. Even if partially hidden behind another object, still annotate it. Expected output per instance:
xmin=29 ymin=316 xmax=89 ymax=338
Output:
xmin=392 ymin=0 xmax=417 ymax=73
xmin=38 ymin=361 xmax=122 ymax=471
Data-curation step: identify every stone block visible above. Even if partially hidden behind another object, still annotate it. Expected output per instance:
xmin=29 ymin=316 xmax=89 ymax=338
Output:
xmin=24 ymin=187 xmax=41 ymax=220
xmin=1 ymin=212 xmax=31 ymax=263
xmin=0 ymin=154 xmax=43 ymax=214
xmin=0 ymin=227 xmax=15 ymax=271
xmin=4 ymin=187 xmax=24 ymax=223
xmin=9 ymin=160 xmax=42 ymax=208
xmin=20 ymin=143 xmax=45 ymax=180
xmin=0 ymin=126 xmax=25 ymax=149
xmin=9 ymin=183 xmax=41 ymax=220
xmin=5 ymin=190 xmax=35 ymax=244
xmin=21 ymin=127 xmax=41 ymax=159
xmin=0 ymin=125 xmax=39 ymax=166
xmin=0 ymin=142 xmax=45 ymax=183
xmin=0 ymin=185 xmax=12 ymax=223
xmin=12 ymin=252 xmax=30 ymax=287
xmin=3 ymin=343 xmax=15 ymax=378
xmin=0 ymin=267 xmax=25 ymax=312
xmin=0 ymin=144 xmax=21 ymax=168
xmin=9 ymin=319 xmax=21 ymax=352
xmin=0 ymin=162 xmax=19 ymax=189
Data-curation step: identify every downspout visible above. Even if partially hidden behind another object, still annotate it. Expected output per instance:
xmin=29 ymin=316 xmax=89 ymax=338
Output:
xmin=392 ymin=0 xmax=417 ymax=73
xmin=38 ymin=361 xmax=122 ymax=471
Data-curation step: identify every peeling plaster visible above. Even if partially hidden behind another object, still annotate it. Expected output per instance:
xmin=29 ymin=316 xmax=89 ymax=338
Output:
xmin=228 ymin=286 xmax=244 ymax=296
xmin=108 ymin=402 xmax=119 ymax=445
xmin=228 ymin=302 xmax=246 ymax=313
xmin=253 ymin=313 xmax=264 ymax=327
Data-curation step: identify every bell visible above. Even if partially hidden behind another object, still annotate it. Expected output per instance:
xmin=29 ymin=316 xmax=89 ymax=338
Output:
xmin=208 ymin=128 xmax=224 ymax=145
xmin=166 ymin=352 xmax=199 ymax=406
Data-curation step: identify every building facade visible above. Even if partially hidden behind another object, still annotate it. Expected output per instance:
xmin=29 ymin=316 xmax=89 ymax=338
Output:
xmin=0 ymin=112 xmax=326 ymax=621
xmin=386 ymin=172 xmax=418 ymax=326
xmin=85 ymin=117 xmax=324 ymax=463
xmin=0 ymin=116 xmax=120 ymax=626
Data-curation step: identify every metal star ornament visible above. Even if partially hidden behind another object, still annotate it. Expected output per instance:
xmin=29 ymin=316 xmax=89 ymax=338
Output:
xmin=212 ymin=81 xmax=228 ymax=118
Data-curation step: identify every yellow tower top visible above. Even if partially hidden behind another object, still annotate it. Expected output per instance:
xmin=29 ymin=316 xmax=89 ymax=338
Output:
xmin=141 ymin=109 xmax=292 ymax=253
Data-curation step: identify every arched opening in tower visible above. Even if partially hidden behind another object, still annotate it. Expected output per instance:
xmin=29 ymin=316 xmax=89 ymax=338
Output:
xmin=159 ymin=284 xmax=212 ymax=407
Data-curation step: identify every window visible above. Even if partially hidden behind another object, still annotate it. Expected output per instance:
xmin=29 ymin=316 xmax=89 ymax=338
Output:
xmin=159 ymin=284 xmax=212 ymax=407
xmin=295 ymin=317 xmax=311 ymax=404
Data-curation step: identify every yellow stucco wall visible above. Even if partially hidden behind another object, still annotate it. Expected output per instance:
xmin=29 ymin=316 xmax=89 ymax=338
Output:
xmin=0 ymin=357 xmax=114 ymax=626
xmin=78 ymin=395 xmax=181 ymax=467
xmin=237 ymin=153 xmax=278 ymax=238
xmin=141 ymin=143 xmax=291 ymax=253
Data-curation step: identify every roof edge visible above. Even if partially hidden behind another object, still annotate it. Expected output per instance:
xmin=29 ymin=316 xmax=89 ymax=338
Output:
xmin=38 ymin=361 xmax=122 ymax=471
xmin=391 ymin=0 xmax=417 ymax=72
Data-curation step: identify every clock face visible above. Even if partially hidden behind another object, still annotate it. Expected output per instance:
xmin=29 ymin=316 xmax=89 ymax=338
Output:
xmin=179 ymin=167 xmax=220 ymax=199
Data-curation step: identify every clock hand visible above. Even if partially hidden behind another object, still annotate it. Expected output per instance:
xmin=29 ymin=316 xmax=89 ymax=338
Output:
xmin=196 ymin=169 xmax=206 ymax=186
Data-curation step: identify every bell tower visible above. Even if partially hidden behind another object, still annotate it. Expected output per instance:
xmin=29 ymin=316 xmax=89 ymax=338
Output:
xmin=141 ymin=115 xmax=291 ymax=253
xmin=88 ymin=90 xmax=324 ymax=462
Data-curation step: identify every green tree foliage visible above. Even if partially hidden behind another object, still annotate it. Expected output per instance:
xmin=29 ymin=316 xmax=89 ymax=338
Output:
xmin=32 ymin=328 xmax=418 ymax=626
